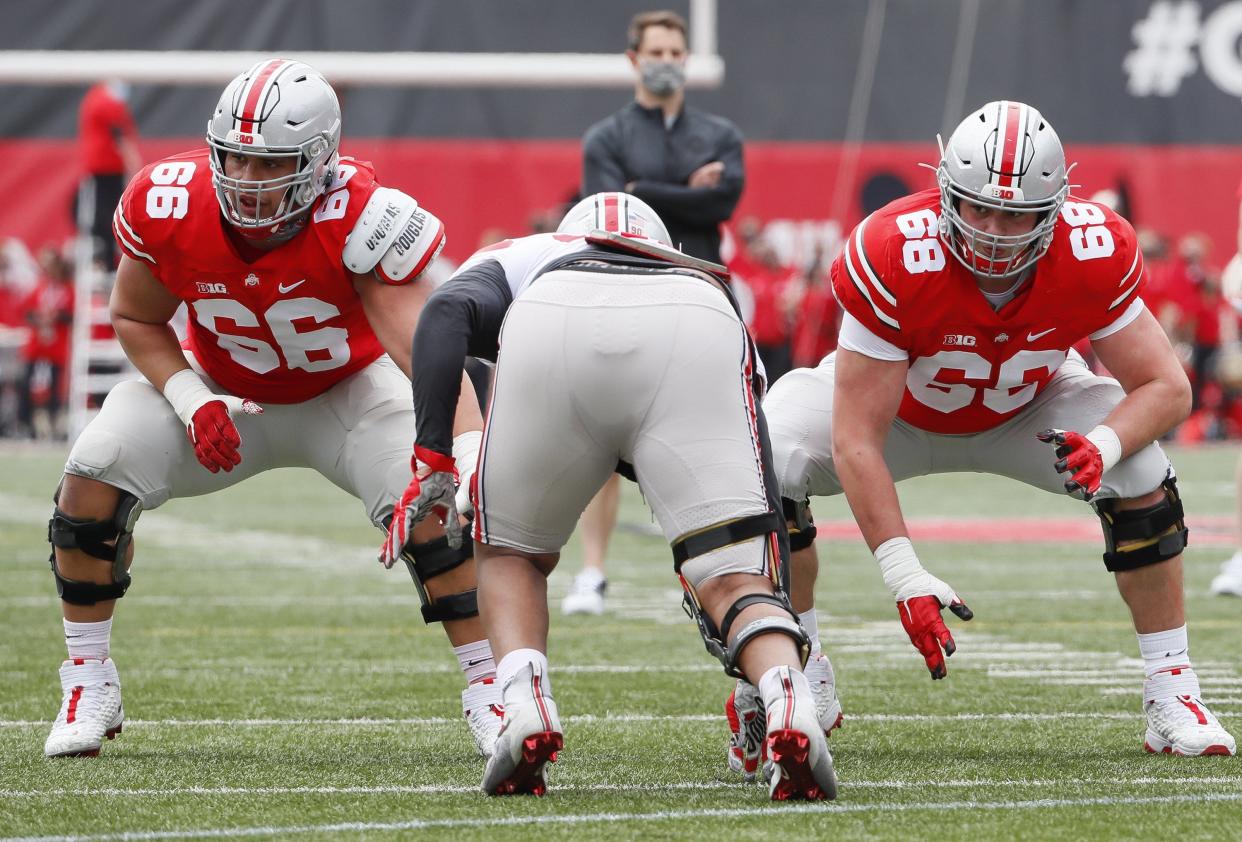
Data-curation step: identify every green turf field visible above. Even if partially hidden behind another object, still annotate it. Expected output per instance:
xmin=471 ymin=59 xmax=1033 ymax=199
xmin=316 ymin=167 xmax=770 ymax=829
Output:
xmin=1 ymin=441 xmax=1240 ymax=841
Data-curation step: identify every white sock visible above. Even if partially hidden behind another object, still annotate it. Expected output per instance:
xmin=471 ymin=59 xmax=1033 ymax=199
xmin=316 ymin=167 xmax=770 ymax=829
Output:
xmin=1137 ymin=624 xmax=1192 ymax=678
xmin=453 ymin=639 xmax=496 ymax=684
xmin=798 ymin=609 xmax=821 ymax=654
xmin=496 ymin=648 xmax=550 ymax=693
xmin=757 ymin=664 xmax=812 ymax=713
xmin=64 ymin=618 xmax=111 ymax=661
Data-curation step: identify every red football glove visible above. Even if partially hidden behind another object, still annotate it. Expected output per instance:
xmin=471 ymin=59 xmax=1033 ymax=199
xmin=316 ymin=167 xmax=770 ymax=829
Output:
xmin=1037 ymin=428 xmax=1103 ymax=500
xmin=898 ymin=595 xmax=974 ymax=680
xmin=186 ymin=398 xmax=262 ymax=473
xmin=876 ymin=537 xmax=973 ymax=680
xmin=380 ymin=446 xmax=460 ymax=569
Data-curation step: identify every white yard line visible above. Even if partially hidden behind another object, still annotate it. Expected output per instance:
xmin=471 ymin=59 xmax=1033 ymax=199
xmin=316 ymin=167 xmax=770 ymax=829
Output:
xmin=5 ymin=793 xmax=1242 ymax=842
xmin=2 ymin=776 xmax=1240 ymax=799
xmin=0 ymin=711 xmax=1157 ymax=729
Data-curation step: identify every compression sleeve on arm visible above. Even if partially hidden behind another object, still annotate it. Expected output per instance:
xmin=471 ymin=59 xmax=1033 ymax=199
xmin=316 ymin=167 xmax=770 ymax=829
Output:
xmin=410 ymin=259 xmax=513 ymax=456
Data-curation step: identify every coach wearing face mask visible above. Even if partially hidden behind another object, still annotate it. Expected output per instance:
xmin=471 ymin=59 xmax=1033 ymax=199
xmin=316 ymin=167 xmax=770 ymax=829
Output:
xmin=580 ymin=9 xmax=744 ymax=264
xmin=562 ymin=9 xmax=747 ymax=622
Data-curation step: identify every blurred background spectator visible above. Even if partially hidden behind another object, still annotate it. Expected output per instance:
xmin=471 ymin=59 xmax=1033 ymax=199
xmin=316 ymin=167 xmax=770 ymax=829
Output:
xmin=75 ymin=80 xmax=140 ymax=269
xmin=17 ymin=245 xmax=74 ymax=439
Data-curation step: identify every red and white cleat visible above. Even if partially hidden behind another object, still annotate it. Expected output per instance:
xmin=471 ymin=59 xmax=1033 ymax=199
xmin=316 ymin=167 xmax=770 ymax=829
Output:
xmin=481 ymin=663 xmax=563 ymax=795
xmin=725 ymin=678 xmax=766 ymax=781
xmin=803 ymin=652 xmax=844 ymax=737
xmin=1143 ymin=667 xmax=1236 ymax=756
xmin=44 ymin=658 xmax=124 ymax=758
xmin=462 ymin=679 xmax=504 ymax=759
xmin=762 ymin=667 xmax=838 ymax=801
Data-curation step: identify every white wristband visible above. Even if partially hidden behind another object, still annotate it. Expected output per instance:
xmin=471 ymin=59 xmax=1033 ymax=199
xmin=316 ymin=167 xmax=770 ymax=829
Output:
xmin=1085 ymin=424 xmax=1123 ymax=474
xmin=451 ymin=430 xmax=483 ymax=512
xmin=874 ymin=536 xmax=922 ymax=598
xmin=161 ymin=369 xmax=216 ymax=428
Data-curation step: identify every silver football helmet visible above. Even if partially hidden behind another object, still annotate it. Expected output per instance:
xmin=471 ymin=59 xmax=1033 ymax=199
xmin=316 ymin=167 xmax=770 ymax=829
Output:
xmin=206 ymin=59 xmax=341 ymax=236
xmin=937 ymin=101 xmax=1069 ymax=278
xmin=557 ymin=192 xmax=673 ymax=246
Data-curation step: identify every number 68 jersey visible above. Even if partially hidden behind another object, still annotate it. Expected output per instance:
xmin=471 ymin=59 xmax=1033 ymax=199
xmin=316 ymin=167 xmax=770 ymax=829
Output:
xmin=112 ymin=149 xmax=442 ymax=403
xmin=830 ymin=188 xmax=1145 ymax=435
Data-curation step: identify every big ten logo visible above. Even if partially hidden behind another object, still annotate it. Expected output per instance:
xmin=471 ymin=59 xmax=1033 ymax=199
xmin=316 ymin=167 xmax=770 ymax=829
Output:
xmin=196 ymin=281 xmax=227 ymax=295
xmin=943 ymin=334 xmax=977 ymax=346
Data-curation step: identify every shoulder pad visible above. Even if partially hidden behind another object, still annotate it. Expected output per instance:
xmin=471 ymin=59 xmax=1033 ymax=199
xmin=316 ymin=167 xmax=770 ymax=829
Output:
xmin=584 ymin=230 xmax=730 ymax=280
xmin=343 ymin=187 xmax=446 ymax=285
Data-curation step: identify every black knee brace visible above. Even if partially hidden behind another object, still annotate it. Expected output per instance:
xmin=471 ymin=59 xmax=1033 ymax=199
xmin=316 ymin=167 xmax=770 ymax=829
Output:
xmin=399 ymin=513 xmax=479 ymax=623
xmin=681 ymin=588 xmax=810 ymax=678
xmin=672 ymin=509 xmax=808 ymax=677
xmin=1093 ymin=474 xmax=1189 ymax=572
xmin=48 ymin=486 xmax=142 ymax=605
xmin=782 ymin=496 xmax=818 ymax=552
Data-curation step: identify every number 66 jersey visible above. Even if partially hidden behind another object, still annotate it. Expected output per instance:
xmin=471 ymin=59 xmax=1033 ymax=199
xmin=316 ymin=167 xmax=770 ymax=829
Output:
xmin=112 ymin=149 xmax=444 ymax=403
xmin=830 ymin=188 xmax=1144 ymax=434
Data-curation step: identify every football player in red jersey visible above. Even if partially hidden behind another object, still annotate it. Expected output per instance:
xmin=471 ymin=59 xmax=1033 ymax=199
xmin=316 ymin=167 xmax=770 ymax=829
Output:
xmin=43 ymin=60 xmax=504 ymax=760
xmin=722 ymin=101 xmax=1235 ymax=771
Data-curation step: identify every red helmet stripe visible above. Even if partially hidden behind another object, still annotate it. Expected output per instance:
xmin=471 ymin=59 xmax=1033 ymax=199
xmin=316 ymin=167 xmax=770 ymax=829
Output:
xmin=996 ymin=101 xmax=1022 ymax=187
xmin=603 ymin=193 xmax=620 ymax=232
xmin=238 ymin=59 xmax=289 ymax=134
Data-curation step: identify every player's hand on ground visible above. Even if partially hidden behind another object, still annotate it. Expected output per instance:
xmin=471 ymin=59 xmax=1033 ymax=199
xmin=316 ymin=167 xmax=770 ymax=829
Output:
xmin=875 ymin=537 xmax=973 ymax=680
xmin=186 ymin=396 xmax=262 ymax=474
xmin=379 ymin=447 xmax=461 ymax=568
xmin=1037 ymin=428 xmax=1104 ymax=500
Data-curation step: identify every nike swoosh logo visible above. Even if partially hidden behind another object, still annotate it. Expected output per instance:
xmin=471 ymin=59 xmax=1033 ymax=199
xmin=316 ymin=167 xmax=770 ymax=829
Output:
xmin=465 ymin=658 xmax=489 ymax=667
xmin=1027 ymin=328 xmax=1056 ymax=341
xmin=278 ymin=279 xmax=307 ymax=294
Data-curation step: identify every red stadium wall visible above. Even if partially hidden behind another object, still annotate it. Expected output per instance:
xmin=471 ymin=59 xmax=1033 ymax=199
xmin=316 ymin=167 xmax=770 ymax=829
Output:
xmin=3 ymin=139 xmax=1240 ymax=268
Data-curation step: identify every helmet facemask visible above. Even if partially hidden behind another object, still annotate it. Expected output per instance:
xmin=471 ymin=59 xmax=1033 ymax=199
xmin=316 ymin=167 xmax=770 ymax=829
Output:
xmin=938 ymin=169 xmax=1068 ymax=278
xmin=207 ymin=135 xmax=335 ymax=238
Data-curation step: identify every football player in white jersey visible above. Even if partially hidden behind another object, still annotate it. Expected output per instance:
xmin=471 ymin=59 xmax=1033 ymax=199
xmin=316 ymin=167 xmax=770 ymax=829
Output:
xmin=382 ymin=193 xmax=838 ymax=800
xmin=44 ymin=60 xmax=503 ymax=761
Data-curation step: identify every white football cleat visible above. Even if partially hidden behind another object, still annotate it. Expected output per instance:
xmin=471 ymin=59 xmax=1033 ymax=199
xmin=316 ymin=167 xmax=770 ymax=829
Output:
xmin=803 ymin=651 xmax=844 ymax=737
xmin=1209 ymin=551 xmax=1242 ymax=597
xmin=561 ymin=569 xmax=607 ymax=616
xmin=725 ymin=678 xmax=765 ymax=781
xmin=462 ymin=679 xmax=504 ymax=759
xmin=1143 ymin=668 xmax=1236 ymax=757
xmin=44 ymin=658 xmax=124 ymax=758
xmin=762 ymin=666 xmax=837 ymax=801
xmin=481 ymin=662 xmax=563 ymax=796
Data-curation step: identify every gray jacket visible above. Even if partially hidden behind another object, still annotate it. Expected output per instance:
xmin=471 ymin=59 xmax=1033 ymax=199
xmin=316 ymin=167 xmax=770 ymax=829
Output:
xmin=581 ymin=101 xmax=744 ymax=262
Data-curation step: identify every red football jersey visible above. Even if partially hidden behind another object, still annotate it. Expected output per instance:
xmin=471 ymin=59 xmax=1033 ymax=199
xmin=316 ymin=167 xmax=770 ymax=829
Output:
xmin=832 ymin=189 xmax=1144 ymax=434
xmin=112 ymin=149 xmax=389 ymax=403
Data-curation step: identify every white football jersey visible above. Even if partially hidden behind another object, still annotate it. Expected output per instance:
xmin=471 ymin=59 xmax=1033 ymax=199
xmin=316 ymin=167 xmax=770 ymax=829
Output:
xmin=452 ymin=233 xmax=593 ymax=300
